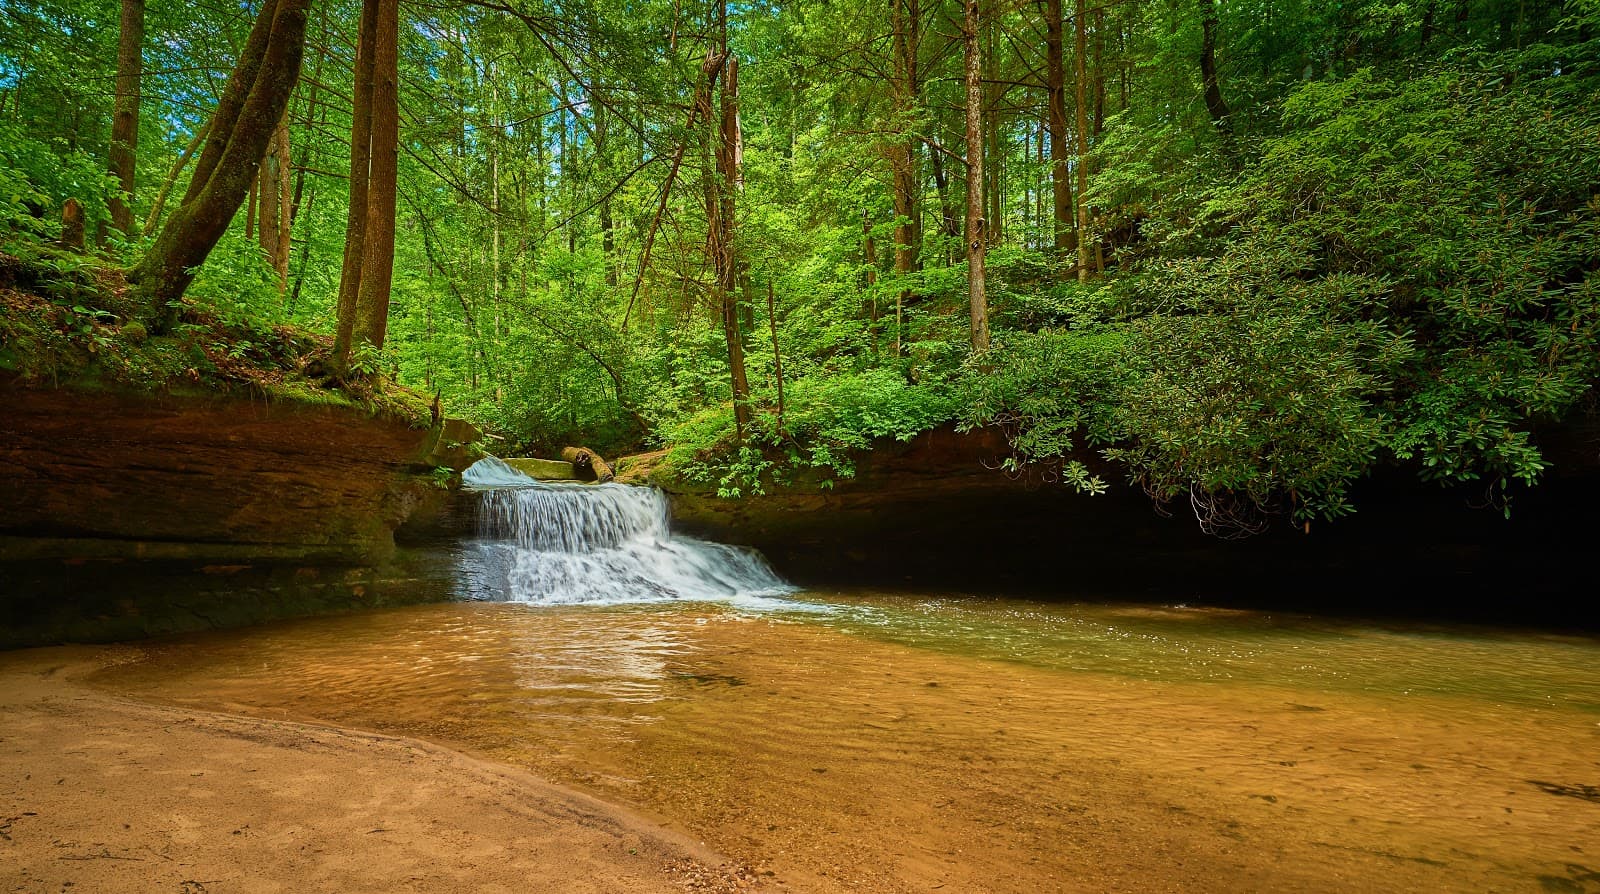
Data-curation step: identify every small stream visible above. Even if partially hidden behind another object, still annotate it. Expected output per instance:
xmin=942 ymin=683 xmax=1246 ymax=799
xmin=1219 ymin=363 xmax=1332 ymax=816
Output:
xmin=90 ymin=467 xmax=1600 ymax=893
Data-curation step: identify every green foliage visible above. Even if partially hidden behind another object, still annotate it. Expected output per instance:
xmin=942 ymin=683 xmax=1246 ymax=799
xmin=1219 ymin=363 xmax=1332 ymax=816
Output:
xmin=957 ymin=327 xmax=1127 ymax=493
xmin=3 ymin=0 xmax=1596 ymax=537
xmin=0 ymin=121 xmax=115 ymax=244
xmin=1111 ymin=275 xmax=1413 ymax=528
xmin=663 ymin=368 xmax=957 ymax=497
xmin=184 ymin=232 xmax=292 ymax=330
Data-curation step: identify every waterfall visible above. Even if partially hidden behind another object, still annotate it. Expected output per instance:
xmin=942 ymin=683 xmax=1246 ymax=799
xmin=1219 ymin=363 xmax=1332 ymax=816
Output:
xmin=455 ymin=457 xmax=794 ymax=605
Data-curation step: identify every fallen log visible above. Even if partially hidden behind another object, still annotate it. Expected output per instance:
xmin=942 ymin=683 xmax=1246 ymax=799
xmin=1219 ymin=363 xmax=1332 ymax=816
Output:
xmin=560 ymin=446 xmax=615 ymax=483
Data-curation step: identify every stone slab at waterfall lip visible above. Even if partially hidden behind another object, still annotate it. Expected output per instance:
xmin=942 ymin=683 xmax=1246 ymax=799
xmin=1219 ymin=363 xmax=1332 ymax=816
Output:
xmin=503 ymin=457 xmax=581 ymax=481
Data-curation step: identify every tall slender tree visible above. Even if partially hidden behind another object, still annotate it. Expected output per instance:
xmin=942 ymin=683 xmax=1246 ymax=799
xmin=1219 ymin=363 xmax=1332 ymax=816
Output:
xmin=352 ymin=0 xmax=400 ymax=355
xmin=333 ymin=0 xmax=379 ymax=370
xmin=963 ymin=0 xmax=988 ymax=350
xmin=106 ymin=0 xmax=143 ymax=239
xmin=888 ymin=0 xmax=922 ymax=356
xmin=1072 ymin=0 xmax=1091 ymax=282
xmin=716 ymin=52 xmax=752 ymax=437
xmin=257 ymin=114 xmax=292 ymax=289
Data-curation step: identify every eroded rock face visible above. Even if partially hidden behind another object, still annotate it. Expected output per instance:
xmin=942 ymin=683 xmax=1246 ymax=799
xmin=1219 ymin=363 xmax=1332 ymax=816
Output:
xmin=641 ymin=426 xmax=1600 ymax=627
xmin=1 ymin=385 xmax=476 ymax=646
xmin=2 ymin=387 xmax=451 ymax=563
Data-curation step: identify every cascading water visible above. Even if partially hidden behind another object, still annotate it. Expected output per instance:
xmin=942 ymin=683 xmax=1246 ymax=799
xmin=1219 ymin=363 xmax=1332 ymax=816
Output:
xmin=455 ymin=457 xmax=795 ymax=605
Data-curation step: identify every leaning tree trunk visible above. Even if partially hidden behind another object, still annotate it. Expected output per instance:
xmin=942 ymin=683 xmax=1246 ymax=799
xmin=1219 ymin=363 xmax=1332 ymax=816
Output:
xmin=129 ymin=0 xmax=311 ymax=329
xmin=963 ymin=0 xmax=988 ymax=351
xmin=181 ymin=0 xmax=279 ymax=208
xmin=107 ymin=0 xmax=143 ymax=238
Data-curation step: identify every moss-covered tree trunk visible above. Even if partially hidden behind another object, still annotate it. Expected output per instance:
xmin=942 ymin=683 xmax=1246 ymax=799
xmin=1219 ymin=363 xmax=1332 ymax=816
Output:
xmin=129 ymin=0 xmax=311 ymax=328
xmin=257 ymin=113 xmax=292 ymax=290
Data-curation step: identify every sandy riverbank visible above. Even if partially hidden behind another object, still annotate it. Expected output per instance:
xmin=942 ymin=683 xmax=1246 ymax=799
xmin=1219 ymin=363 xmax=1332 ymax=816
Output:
xmin=0 ymin=647 xmax=761 ymax=893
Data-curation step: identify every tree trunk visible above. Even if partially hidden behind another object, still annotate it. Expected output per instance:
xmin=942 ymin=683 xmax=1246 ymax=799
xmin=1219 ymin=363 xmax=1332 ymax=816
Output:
xmin=1044 ymin=0 xmax=1072 ymax=255
xmin=352 ymin=0 xmax=399 ymax=354
xmin=767 ymin=278 xmax=786 ymax=435
xmin=274 ymin=117 xmax=292 ymax=286
xmin=256 ymin=146 xmax=272 ymax=253
xmin=1073 ymin=0 xmax=1092 ymax=282
xmin=130 ymin=0 xmax=312 ymax=327
xmin=257 ymin=113 xmax=291 ymax=289
xmin=245 ymin=176 xmax=257 ymax=241
xmin=287 ymin=12 xmax=328 ymax=315
xmin=889 ymin=0 xmax=921 ymax=357
xmin=60 ymin=198 xmax=85 ymax=251
xmin=560 ymin=447 xmax=616 ymax=483
xmin=595 ymin=96 xmax=617 ymax=285
xmin=490 ymin=65 xmax=501 ymax=351
xmin=863 ymin=208 xmax=879 ymax=349
xmin=1093 ymin=6 xmax=1106 ymax=136
xmin=925 ymin=136 xmax=961 ymax=245
xmin=863 ymin=208 xmax=879 ymax=288
xmin=1199 ymin=0 xmax=1232 ymax=136
xmin=716 ymin=54 xmax=752 ymax=439
xmin=333 ymin=0 xmax=378 ymax=369
xmin=983 ymin=11 xmax=1001 ymax=246
xmin=963 ymin=0 xmax=988 ymax=351
xmin=107 ymin=0 xmax=143 ymax=238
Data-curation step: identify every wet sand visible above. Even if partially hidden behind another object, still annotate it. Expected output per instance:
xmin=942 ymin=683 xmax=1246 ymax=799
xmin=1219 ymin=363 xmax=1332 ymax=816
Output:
xmin=0 ymin=648 xmax=754 ymax=894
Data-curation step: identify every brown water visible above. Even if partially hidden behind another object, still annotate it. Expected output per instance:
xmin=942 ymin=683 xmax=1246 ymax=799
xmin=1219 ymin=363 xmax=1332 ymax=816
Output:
xmin=94 ymin=594 xmax=1600 ymax=893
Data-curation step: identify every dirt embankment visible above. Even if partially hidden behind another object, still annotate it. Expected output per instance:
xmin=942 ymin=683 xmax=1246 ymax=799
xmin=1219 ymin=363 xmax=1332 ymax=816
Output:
xmin=0 ymin=648 xmax=761 ymax=893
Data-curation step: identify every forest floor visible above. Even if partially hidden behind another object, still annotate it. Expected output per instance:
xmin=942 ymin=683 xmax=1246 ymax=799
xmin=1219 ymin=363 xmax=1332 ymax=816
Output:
xmin=0 ymin=250 xmax=435 ymax=428
xmin=0 ymin=647 xmax=758 ymax=894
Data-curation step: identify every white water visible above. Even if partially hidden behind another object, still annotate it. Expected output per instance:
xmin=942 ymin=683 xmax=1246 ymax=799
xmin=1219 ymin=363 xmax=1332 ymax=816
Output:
xmin=456 ymin=457 xmax=795 ymax=606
